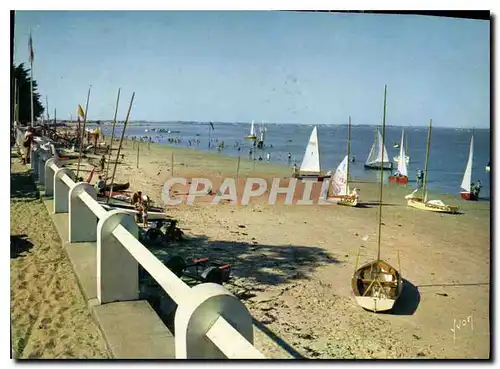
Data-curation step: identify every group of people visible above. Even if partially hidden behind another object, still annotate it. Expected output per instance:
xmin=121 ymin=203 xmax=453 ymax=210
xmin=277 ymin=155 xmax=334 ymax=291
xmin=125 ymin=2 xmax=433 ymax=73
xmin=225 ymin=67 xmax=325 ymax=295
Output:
xmin=132 ymin=190 xmax=149 ymax=228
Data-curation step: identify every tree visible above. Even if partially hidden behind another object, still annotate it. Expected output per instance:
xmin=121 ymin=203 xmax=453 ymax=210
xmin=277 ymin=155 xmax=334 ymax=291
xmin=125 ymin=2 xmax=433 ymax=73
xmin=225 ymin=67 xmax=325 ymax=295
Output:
xmin=12 ymin=63 xmax=44 ymax=124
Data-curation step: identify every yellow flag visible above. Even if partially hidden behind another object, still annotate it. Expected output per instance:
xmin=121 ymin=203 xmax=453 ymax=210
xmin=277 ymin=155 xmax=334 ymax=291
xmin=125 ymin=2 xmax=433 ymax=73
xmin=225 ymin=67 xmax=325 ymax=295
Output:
xmin=77 ymin=104 xmax=85 ymax=120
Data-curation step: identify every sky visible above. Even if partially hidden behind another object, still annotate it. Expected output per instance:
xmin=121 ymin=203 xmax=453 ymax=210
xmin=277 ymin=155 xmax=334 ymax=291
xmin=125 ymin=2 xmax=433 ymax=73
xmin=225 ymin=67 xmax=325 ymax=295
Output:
xmin=13 ymin=11 xmax=490 ymax=128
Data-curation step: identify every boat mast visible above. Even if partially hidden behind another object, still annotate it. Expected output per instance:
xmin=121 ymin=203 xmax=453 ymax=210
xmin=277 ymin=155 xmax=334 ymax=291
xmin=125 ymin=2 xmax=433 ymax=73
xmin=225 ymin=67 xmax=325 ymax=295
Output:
xmin=377 ymin=85 xmax=387 ymax=262
xmin=346 ymin=116 xmax=352 ymax=192
xmin=422 ymin=119 xmax=432 ymax=199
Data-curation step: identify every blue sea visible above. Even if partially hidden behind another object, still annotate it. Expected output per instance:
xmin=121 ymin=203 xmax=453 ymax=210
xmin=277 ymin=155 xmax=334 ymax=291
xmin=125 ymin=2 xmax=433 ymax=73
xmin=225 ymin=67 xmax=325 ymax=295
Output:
xmin=97 ymin=122 xmax=491 ymax=201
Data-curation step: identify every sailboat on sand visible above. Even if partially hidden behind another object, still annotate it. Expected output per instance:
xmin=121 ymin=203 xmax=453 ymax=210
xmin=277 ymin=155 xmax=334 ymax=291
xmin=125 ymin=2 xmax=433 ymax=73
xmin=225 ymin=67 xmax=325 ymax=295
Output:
xmin=326 ymin=117 xmax=359 ymax=206
xmin=405 ymin=119 xmax=459 ymax=214
xmin=460 ymin=133 xmax=477 ymax=201
xmin=245 ymin=120 xmax=257 ymax=140
xmin=388 ymin=129 xmax=409 ymax=184
xmin=364 ymin=128 xmax=393 ymax=170
xmin=293 ymin=125 xmax=330 ymax=181
xmin=352 ymin=85 xmax=403 ymax=313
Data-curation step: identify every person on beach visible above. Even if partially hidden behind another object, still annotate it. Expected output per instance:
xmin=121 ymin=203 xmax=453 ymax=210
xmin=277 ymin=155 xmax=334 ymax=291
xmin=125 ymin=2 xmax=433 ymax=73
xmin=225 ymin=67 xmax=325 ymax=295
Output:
xmin=134 ymin=195 xmax=149 ymax=227
xmin=292 ymin=163 xmax=297 ymax=175
xmin=266 ymin=152 xmax=271 ymax=161
xmin=416 ymin=169 xmax=424 ymax=188
xmin=22 ymin=127 xmax=34 ymax=165
xmin=95 ymin=175 xmax=106 ymax=196
xmin=471 ymin=180 xmax=482 ymax=198
xmin=132 ymin=191 xmax=143 ymax=205
xmin=352 ymin=155 xmax=356 ymax=163
xmin=99 ymin=155 xmax=106 ymax=172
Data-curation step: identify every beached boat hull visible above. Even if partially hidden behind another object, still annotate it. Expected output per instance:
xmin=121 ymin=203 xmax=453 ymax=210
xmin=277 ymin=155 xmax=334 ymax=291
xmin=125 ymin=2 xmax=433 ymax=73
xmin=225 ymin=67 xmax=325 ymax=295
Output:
xmin=293 ymin=173 xmax=330 ymax=181
xmin=460 ymin=192 xmax=478 ymax=201
xmin=352 ymin=260 xmax=403 ymax=313
xmin=388 ymin=175 xmax=408 ymax=184
xmin=245 ymin=135 xmax=257 ymax=140
xmin=104 ymin=182 xmax=130 ymax=192
xmin=327 ymin=195 xmax=359 ymax=207
xmin=97 ymin=197 xmax=164 ymax=212
xmin=99 ymin=202 xmax=167 ymax=220
xmin=407 ymin=198 xmax=459 ymax=214
xmin=364 ymin=162 xmax=393 ymax=171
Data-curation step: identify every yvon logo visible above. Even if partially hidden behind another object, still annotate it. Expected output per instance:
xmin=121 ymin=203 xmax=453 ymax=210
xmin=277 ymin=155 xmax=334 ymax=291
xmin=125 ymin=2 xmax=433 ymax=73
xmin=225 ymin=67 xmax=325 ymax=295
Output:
xmin=450 ymin=315 xmax=474 ymax=343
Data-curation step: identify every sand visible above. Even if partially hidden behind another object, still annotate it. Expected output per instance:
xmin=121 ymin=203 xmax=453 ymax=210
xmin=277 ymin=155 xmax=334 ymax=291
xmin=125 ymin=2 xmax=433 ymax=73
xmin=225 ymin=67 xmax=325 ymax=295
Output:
xmin=90 ymin=137 xmax=490 ymax=359
xmin=10 ymin=156 xmax=108 ymax=359
xmin=12 ymin=128 xmax=490 ymax=359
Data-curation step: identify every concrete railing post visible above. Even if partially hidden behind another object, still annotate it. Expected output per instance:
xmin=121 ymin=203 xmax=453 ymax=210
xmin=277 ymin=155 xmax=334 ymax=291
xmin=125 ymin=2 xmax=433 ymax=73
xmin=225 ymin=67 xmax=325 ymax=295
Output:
xmin=44 ymin=158 xmax=59 ymax=197
xmin=53 ymin=168 xmax=75 ymax=213
xmin=97 ymin=210 xmax=140 ymax=304
xmin=38 ymin=151 xmax=49 ymax=186
xmin=69 ymin=183 xmax=98 ymax=243
xmin=175 ymin=283 xmax=254 ymax=359
xmin=32 ymin=149 xmax=39 ymax=180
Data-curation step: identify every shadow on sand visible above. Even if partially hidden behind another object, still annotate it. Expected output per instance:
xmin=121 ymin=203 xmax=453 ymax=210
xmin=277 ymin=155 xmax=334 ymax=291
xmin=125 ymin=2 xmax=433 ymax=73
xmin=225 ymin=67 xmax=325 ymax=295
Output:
xmin=390 ymin=279 xmax=421 ymax=316
xmin=139 ymin=232 xmax=340 ymax=353
xmin=11 ymin=234 xmax=34 ymax=259
xmin=10 ymin=169 xmax=39 ymax=202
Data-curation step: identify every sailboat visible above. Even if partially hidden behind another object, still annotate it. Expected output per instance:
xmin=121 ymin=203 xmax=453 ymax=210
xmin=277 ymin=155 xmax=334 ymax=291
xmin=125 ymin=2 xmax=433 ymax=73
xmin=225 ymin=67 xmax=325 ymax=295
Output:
xmin=352 ymin=85 xmax=403 ymax=312
xmin=393 ymin=134 xmax=410 ymax=164
xmin=460 ymin=134 xmax=477 ymax=201
xmin=327 ymin=117 xmax=359 ymax=206
xmin=364 ymin=128 xmax=393 ymax=170
xmin=245 ymin=120 xmax=257 ymax=140
xmin=293 ymin=126 xmax=329 ymax=181
xmin=388 ymin=129 xmax=409 ymax=184
xmin=406 ymin=119 xmax=459 ymax=214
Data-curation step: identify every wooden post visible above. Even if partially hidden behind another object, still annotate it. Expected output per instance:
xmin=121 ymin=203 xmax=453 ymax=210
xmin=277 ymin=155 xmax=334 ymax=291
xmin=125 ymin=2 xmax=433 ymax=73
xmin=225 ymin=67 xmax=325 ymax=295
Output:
xmin=136 ymin=141 xmax=140 ymax=168
xmin=76 ymin=85 xmax=92 ymax=179
xmin=105 ymin=88 xmax=121 ymax=184
xmin=107 ymin=92 xmax=135 ymax=204
xmin=236 ymin=156 xmax=241 ymax=186
xmin=171 ymin=152 xmax=174 ymax=176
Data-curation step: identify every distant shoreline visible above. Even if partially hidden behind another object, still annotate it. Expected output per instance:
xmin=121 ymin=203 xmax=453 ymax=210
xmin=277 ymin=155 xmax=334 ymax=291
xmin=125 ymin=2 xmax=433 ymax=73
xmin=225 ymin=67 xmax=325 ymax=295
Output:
xmin=57 ymin=121 xmax=488 ymax=130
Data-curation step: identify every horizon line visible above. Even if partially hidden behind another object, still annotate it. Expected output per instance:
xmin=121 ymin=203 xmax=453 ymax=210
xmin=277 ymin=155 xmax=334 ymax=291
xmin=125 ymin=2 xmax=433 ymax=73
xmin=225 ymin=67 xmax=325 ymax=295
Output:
xmin=50 ymin=119 xmax=489 ymax=130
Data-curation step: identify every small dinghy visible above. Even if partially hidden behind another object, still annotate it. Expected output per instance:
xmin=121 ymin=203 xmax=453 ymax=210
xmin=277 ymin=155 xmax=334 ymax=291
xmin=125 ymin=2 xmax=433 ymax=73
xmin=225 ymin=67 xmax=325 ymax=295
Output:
xmin=352 ymin=85 xmax=403 ymax=313
xmin=352 ymin=260 xmax=403 ymax=312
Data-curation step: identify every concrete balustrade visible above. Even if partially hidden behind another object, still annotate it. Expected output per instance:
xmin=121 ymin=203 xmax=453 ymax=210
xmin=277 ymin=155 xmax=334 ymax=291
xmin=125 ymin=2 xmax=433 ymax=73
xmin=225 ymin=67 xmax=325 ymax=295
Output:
xmin=44 ymin=159 xmax=59 ymax=197
xmin=30 ymin=146 xmax=265 ymax=359
xmin=53 ymin=168 xmax=76 ymax=213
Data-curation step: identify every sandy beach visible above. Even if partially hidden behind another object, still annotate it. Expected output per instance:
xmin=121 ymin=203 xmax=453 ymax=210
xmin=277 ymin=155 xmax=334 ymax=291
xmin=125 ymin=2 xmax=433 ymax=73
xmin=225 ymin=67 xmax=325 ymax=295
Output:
xmin=10 ymin=127 xmax=490 ymax=359
xmin=10 ymin=156 xmax=108 ymax=359
xmin=82 ymin=136 xmax=490 ymax=359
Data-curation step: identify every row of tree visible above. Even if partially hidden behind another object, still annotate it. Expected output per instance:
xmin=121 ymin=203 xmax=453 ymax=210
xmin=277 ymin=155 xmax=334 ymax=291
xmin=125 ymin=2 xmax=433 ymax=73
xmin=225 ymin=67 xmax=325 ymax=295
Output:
xmin=12 ymin=63 xmax=44 ymax=124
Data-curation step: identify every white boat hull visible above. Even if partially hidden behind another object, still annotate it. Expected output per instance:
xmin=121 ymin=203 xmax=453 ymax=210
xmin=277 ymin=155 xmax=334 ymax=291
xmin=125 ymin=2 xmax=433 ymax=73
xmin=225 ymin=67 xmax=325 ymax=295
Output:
xmin=354 ymin=296 xmax=396 ymax=312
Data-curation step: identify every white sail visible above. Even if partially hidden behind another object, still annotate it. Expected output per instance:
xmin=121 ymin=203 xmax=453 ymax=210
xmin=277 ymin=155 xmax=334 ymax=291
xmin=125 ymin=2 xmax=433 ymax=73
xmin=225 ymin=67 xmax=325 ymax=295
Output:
xmin=397 ymin=129 xmax=408 ymax=176
xmin=375 ymin=129 xmax=390 ymax=164
xmin=365 ymin=131 xmax=378 ymax=165
xmin=249 ymin=121 xmax=256 ymax=136
xmin=300 ymin=126 xmax=321 ymax=173
xmin=460 ymin=135 xmax=474 ymax=192
xmin=331 ymin=155 xmax=349 ymax=196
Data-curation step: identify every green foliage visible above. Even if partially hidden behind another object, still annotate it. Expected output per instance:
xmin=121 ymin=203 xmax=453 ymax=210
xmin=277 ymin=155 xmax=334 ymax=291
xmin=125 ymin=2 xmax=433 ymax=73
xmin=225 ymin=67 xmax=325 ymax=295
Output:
xmin=12 ymin=63 xmax=44 ymax=124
